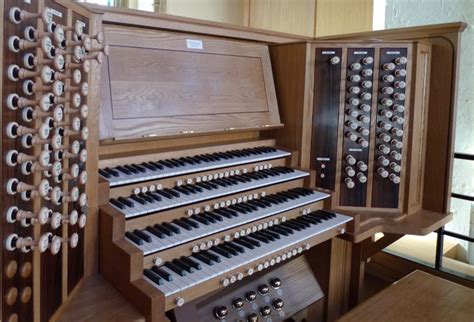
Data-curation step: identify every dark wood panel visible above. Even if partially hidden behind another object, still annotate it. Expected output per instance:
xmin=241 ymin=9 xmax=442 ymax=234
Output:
xmin=339 ymin=48 xmax=375 ymax=207
xmin=312 ymin=48 xmax=343 ymax=190
xmin=371 ymin=48 xmax=408 ymax=208
xmin=2 ymin=1 xmax=38 ymax=321
xmin=66 ymin=11 xmax=88 ymax=296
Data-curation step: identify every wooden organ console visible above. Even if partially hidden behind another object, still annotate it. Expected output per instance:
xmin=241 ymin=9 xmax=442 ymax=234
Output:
xmin=1 ymin=3 xmax=465 ymax=322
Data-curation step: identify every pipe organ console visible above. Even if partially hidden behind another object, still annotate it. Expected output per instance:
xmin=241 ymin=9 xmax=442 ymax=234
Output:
xmin=1 ymin=1 xmax=107 ymax=321
xmin=1 ymin=2 xmax=462 ymax=322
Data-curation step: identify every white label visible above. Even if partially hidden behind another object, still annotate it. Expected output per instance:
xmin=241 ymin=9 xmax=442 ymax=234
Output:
xmin=349 ymin=148 xmax=363 ymax=152
xmin=77 ymin=20 xmax=86 ymax=29
xmin=322 ymin=51 xmax=335 ymax=54
xmin=186 ymin=39 xmax=203 ymax=50
xmin=316 ymin=157 xmax=330 ymax=161
xmin=354 ymin=51 xmax=368 ymax=54
xmin=387 ymin=51 xmax=401 ymax=55
xmin=24 ymin=0 xmax=31 ymax=3
xmin=51 ymin=8 xmax=63 ymax=18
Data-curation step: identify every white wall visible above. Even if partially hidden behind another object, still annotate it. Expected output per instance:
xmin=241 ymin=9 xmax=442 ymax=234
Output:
xmin=385 ymin=0 xmax=474 ymax=263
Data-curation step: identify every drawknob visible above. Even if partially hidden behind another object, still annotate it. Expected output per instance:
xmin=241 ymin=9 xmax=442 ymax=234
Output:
xmin=9 ymin=6 xmax=53 ymax=24
xmin=247 ymin=313 xmax=259 ymax=322
xmin=213 ymin=306 xmax=228 ymax=320
xmin=232 ymin=297 xmax=244 ymax=309
xmin=272 ymin=298 xmax=284 ymax=310
xmin=270 ymin=277 xmax=282 ymax=289
xmin=260 ymin=306 xmax=271 ymax=317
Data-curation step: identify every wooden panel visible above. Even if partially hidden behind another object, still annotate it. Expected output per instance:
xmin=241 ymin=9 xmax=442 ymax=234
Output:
xmin=166 ymin=0 xmax=246 ymax=26
xmin=370 ymin=47 xmax=409 ymax=209
xmin=311 ymin=47 xmax=343 ymax=190
xmin=249 ymin=0 xmax=317 ymax=37
xmin=339 ymin=270 xmax=474 ymax=322
xmin=2 ymin=1 xmax=36 ymax=321
xmin=108 ymin=48 xmax=268 ymax=118
xmin=99 ymin=25 xmax=281 ymax=140
xmin=339 ymin=48 xmax=375 ymax=207
xmin=314 ymin=0 xmax=373 ymax=37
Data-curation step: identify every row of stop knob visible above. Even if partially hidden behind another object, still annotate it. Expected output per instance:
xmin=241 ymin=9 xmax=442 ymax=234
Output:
xmin=213 ymin=278 xmax=283 ymax=320
xmin=5 ymin=231 xmax=79 ymax=255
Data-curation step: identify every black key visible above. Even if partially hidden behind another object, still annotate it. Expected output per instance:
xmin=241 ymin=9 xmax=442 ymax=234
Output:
xmin=147 ymin=192 xmax=162 ymax=202
xmin=159 ymin=160 xmax=175 ymax=168
xmin=99 ymin=169 xmax=111 ymax=178
xmin=294 ymin=218 xmax=311 ymax=228
xmin=202 ymin=212 xmax=217 ymax=223
xmin=249 ymin=233 xmax=269 ymax=243
xmin=258 ymin=199 xmax=273 ymax=207
xmin=118 ymin=197 xmax=134 ymax=207
xmin=229 ymin=204 xmax=247 ymax=214
xmin=207 ymin=212 xmax=223 ymax=222
xmin=105 ymin=168 xmax=119 ymax=177
xmin=174 ymin=186 xmax=190 ymax=195
xmin=240 ymin=203 xmax=257 ymax=212
xmin=124 ymin=165 xmax=138 ymax=174
xmin=152 ymin=266 xmax=173 ymax=281
xmin=257 ymin=231 xmax=275 ymax=241
xmin=234 ymin=238 xmax=255 ymax=249
xmin=210 ymin=246 xmax=232 ymax=258
xmin=173 ymin=219 xmax=192 ymax=231
xmin=227 ymin=241 xmax=245 ymax=253
xmin=187 ymin=156 xmax=201 ymax=164
xmin=146 ymin=226 xmax=165 ymax=239
xmin=275 ymin=224 xmax=293 ymax=234
xmin=171 ymin=158 xmax=186 ymax=166
xmin=125 ymin=231 xmax=143 ymax=245
xmin=116 ymin=165 xmax=131 ymax=175
xmin=164 ymin=188 xmax=180 ymax=198
xmin=162 ymin=222 xmax=180 ymax=234
xmin=219 ymin=244 xmax=238 ymax=256
xmin=268 ymin=226 xmax=289 ymax=236
xmin=214 ymin=209 xmax=233 ymax=219
xmin=202 ymin=250 xmax=221 ymax=263
xmin=173 ymin=259 xmax=194 ymax=273
xmin=219 ymin=208 xmax=238 ymax=218
xmin=110 ymin=198 xmax=125 ymax=209
xmin=149 ymin=161 xmax=164 ymax=170
xmin=181 ymin=217 xmax=199 ymax=228
xmin=144 ymin=269 xmax=163 ymax=285
xmin=131 ymin=195 xmax=147 ymax=205
xmin=181 ymin=157 xmax=196 ymax=165
xmin=180 ymin=256 xmax=202 ymax=270
xmin=282 ymin=221 xmax=302 ymax=231
xmin=154 ymin=224 xmax=173 ymax=236
xmin=196 ymin=182 xmax=212 ymax=190
xmin=156 ymin=190 xmax=173 ymax=199
xmin=189 ymin=184 xmax=203 ymax=193
xmin=131 ymin=164 xmax=146 ymax=173
xmin=190 ymin=215 xmax=209 ymax=225
xmin=164 ymin=261 xmax=186 ymax=276
xmin=278 ymin=191 xmax=297 ymax=200
xmin=261 ymin=230 xmax=280 ymax=240
xmin=317 ymin=209 xmax=337 ymax=218
xmin=241 ymin=236 xmax=261 ymax=247
xmin=141 ymin=162 xmax=157 ymax=171
xmin=192 ymin=253 xmax=214 ymax=266
xmin=139 ymin=193 xmax=153 ymax=203
xmin=213 ymin=179 xmax=227 ymax=187
xmin=248 ymin=200 xmax=267 ymax=208
xmin=300 ymin=216 xmax=319 ymax=225
xmin=134 ymin=229 xmax=152 ymax=242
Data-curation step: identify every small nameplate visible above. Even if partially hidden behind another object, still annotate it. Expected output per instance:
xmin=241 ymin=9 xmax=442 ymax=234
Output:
xmin=316 ymin=157 xmax=330 ymax=161
xmin=24 ymin=0 xmax=31 ymax=4
xmin=186 ymin=39 xmax=203 ymax=50
xmin=51 ymin=8 xmax=63 ymax=18
xmin=354 ymin=51 xmax=368 ymax=54
xmin=349 ymin=148 xmax=363 ymax=152
xmin=387 ymin=51 xmax=401 ymax=55
xmin=322 ymin=51 xmax=336 ymax=54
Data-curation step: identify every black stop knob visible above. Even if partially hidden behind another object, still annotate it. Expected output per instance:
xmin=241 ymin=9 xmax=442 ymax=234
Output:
xmin=245 ymin=291 xmax=257 ymax=302
xmin=272 ymin=298 xmax=284 ymax=310
xmin=213 ymin=306 xmax=228 ymax=320
xmin=247 ymin=313 xmax=259 ymax=322
xmin=257 ymin=284 xmax=269 ymax=295
xmin=260 ymin=306 xmax=271 ymax=316
xmin=270 ymin=277 xmax=282 ymax=289
xmin=232 ymin=297 xmax=244 ymax=309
